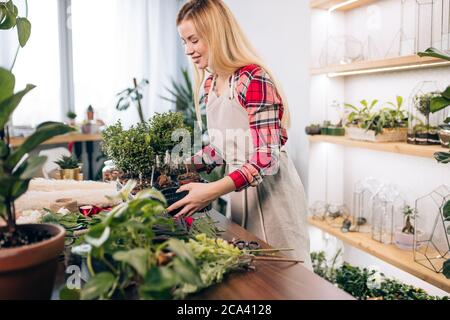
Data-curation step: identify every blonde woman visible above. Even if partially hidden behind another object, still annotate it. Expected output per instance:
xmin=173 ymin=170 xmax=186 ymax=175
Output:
xmin=167 ymin=0 xmax=311 ymax=267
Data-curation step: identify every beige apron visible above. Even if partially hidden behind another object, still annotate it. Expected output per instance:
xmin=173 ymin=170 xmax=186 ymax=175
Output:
xmin=206 ymin=74 xmax=312 ymax=269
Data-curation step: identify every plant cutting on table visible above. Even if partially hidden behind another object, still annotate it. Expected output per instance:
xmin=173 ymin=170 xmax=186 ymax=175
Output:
xmin=57 ymin=180 xmax=296 ymax=300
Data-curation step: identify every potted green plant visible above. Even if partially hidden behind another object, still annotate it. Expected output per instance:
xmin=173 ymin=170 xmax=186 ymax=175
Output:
xmin=0 ymin=0 xmax=75 ymax=299
xmin=344 ymin=97 xmax=408 ymax=142
xmin=393 ymin=205 xmax=423 ymax=251
xmin=115 ymin=78 xmax=149 ymax=124
xmin=54 ymin=155 xmax=81 ymax=180
xmin=101 ymin=112 xmax=190 ymax=190
xmin=305 ymin=123 xmax=322 ymax=135
xmin=161 ymin=68 xmax=201 ymax=130
xmin=66 ymin=111 xmax=77 ymax=126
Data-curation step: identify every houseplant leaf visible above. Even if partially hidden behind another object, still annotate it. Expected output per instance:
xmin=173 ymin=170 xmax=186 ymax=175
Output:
xmin=13 ymin=154 xmax=47 ymax=179
xmin=113 ymin=249 xmax=150 ymax=278
xmin=444 ymin=259 xmax=450 ymax=279
xmin=6 ymin=122 xmax=74 ymax=169
xmin=430 ymin=97 xmax=450 ymax=114
xmin=443 ymin=200 xmax=450 ymax=221
xmin=0 ymin=84 xmax=35 ymax=130
xmin=80 ymin=272 xmax=116 ymax=300
xmin=0 ymin=2 xmax=17 ymax=30
xmin=434 ymin=152 xmax=450 ymax=164
xmin=16 ymin=17 xmax=31 ymax=47
xmin=442 ymin=86 xmax=450 ymax=100
xmin=0 ymin=67 xmax=15 ymax=102
xmin=418 ymin=47 xmax=450 ymax=61
xmin=0 ymin=176 xmax=30 ymax=200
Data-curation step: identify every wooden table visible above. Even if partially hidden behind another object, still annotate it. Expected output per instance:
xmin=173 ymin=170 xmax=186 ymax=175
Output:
xmin=190 ymin=211 xmax=353 ymax=300
xmin=53 ymin=210 xmax=353 ymax=300
xmin=11 ymin=133 xmax=103 ymax=180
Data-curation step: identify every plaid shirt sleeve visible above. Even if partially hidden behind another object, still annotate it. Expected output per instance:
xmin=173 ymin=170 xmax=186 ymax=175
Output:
xmin=228 ymin=65 xmax=288 ymax=191
xmin=190 ymin=75 xmax=225 ymax=173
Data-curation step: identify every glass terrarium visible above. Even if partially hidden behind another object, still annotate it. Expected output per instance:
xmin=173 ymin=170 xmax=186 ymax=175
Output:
xmin=309 ymin=200 xmax=328 ymax=221
xmin=407 ymin=81 xmax=448 ymax=145
xmin=351 ymin=178 xmax=384 ymax=233
xmin=371 ymin=184 xmax=406 ymax=244
xmin=414 ymin=185 xmax=450 ymax=273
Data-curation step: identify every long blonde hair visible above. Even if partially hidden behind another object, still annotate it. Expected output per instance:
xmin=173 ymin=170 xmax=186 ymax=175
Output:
xmin=176 ymin=0 xmax=291 ymax=129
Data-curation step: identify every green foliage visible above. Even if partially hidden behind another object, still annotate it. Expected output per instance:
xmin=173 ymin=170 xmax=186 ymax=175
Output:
xmin=161 ymin=68 xmax=202 ymax=130
xmin=418 ymin=47 xmax=450 ymax=61
xmin=345 ymin=96 xmax=408 ymax=134
xmin=101 ymin=112 xmax=190 ymax=178
xmin=0 ymin=2 xmax=75 ymax=233
xmin=0 ymin=1 xmax=31 ymax=48
xmin=66 ymin=111 xmax=77 ymax=120
xmin=414 ymin=92 xmax=442 ymax=116
xmin=434 ymin=152 xmax=450 ymax=164
xmin=443 ymin=259 xmax=450 ymax=279
xmin=311 ymin=250 xmax=447 ymax=300
xmin=54 ymin=155 xmax=79 ymax=170
xmin=148 ymin=111 xmax=190 ymax=156
xmin=66 ymin=186 xmax=249 ymax=300
xmin=115 ymin=78 xmax=149 ymax=123
xmin=101 ymin=120 xmax=154 ymax=178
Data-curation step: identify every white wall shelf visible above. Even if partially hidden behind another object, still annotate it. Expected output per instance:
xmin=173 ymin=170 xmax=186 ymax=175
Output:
xmin=308 ymin=135 xmax=448 ymax=159
xmin=310 ymin=55 xmax=450 ymax=77
xmin=310 ymin=0 xmax=379 ymax=11
xmin=308 ymin=217 xmax=450 ymax=293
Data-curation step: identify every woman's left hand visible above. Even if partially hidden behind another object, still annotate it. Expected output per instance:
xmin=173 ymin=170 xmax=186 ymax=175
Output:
xmin=167 ymin=177 xmax=236 ymax=218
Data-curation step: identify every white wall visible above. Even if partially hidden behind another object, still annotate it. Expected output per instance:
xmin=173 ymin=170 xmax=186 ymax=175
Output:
xmin=224 ymin=0 xmax=311 ymax=188
xmin=309 ymin=0 xmax=450 ymax=296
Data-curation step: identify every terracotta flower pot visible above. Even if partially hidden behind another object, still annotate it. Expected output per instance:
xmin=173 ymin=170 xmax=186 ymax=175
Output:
xmin=0 ymin=224 xmax=65 ymax=300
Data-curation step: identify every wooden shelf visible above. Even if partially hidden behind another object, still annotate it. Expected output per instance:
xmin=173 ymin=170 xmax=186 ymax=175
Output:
xmin=308 ymin=135 xmax=448 ymax=159
xmin=310 ymin=0 xmax=379 ymax=11
xmin=308 ymin=217 xmax=450 ymax=293
xmin=10 ymin=133 xmax=102 ymax=148
xmin=310 ymin=55 xmax=450 ymax=77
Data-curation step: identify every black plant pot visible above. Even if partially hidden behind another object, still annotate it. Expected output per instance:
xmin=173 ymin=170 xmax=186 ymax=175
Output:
xmin=160 ymin=183 xmax=212 ymax=216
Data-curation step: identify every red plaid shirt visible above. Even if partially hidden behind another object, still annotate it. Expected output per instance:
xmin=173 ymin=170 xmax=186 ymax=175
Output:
xmin=193 ymin=64 xmax=287 ymax=191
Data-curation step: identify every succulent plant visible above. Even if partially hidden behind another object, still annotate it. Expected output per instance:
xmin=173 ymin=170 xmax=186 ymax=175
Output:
xmin=54 ymin=155 xmax=79 ymax=170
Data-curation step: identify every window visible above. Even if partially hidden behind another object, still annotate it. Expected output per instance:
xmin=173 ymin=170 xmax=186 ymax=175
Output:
xmin=10 ymin=0 xmax=62 ymax=127
xmin=71 ymin=0 xmax=150 ymax=128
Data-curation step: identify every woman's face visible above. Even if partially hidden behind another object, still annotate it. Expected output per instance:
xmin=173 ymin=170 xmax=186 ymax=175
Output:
xmin=178 ymin=19 xmax=209 ymax=70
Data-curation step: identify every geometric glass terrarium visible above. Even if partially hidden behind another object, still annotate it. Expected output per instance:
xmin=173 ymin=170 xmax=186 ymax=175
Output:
xmin=371 ymin=184 xmax=406 ymax=244
xmin=351 ymin=177 xmax=384 ymax=233
xmin=414 ymin=185 xmax=450 ymax=273
xmin=407 ymin=81 xmax=448 ymax=145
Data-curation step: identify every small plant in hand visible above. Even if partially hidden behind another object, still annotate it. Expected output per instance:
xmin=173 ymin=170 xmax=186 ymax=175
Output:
xmin=55 ymin=155 xmax=79 ymax=170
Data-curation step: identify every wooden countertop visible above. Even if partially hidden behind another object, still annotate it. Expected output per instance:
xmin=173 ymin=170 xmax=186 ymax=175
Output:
xmin=190 ymin=211 xmax=353 ymax=300
xmin=10 ymin=133 xmax=102 ymax=147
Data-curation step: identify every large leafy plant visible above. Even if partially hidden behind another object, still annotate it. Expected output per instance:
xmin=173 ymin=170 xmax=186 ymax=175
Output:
xmin=0 ymin=0 xmax=74 ymax=237
xmin=161 ymin=68 xmax=200 ymax=130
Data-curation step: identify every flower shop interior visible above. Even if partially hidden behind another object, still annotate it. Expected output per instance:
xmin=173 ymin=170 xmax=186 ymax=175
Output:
xmin=0 ymin=0 xmax=449 ymax=301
